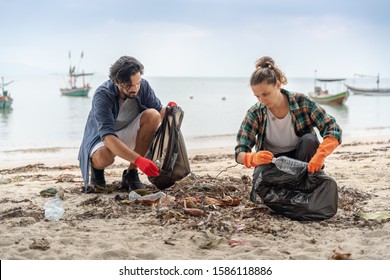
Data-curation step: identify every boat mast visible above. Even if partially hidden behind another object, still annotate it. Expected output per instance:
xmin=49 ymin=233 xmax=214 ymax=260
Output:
xmin=377 ymin=73 xmax=380 ymax=89
xmin=68 ymin=51 xmax=73 ymax=88
xmin=77 ymin=51 xmax=84 ymax=87
xmin=1 ymin=76 xmax=14 ymax=96
xmin=353 ymin=73 xmax=381 ymax=89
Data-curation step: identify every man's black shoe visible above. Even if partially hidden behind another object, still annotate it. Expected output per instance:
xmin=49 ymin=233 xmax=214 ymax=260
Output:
xmin=90 ymin=165 xmax=107 ymax=189
xmin=122 ymin=169 xmax=147 ymax=190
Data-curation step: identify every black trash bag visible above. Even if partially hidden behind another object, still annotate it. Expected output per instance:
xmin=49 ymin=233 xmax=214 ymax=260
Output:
xmin=146 ymin=106 xmax=191 ymax=190
xmin=254 ymin=164 xmax=338 ymax=221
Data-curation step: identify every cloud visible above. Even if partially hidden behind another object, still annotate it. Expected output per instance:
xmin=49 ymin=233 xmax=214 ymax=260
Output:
xmin=1 ymin=0 xmax=389 ymax=77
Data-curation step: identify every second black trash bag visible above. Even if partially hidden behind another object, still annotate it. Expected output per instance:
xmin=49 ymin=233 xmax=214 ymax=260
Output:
xmin=254 ymin=164 xmax=338 ymax=221
xmin=146 ymin=106 xmax=191 ymax=190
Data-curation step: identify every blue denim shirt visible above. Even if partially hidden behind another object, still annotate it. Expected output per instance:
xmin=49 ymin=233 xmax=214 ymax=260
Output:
xmin=78 ymin=79 xmax=163 ymax=187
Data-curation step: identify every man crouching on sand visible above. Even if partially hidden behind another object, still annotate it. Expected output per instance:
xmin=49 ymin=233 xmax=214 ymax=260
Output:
xmin=78 ymin=56 xmax=174 ymax=192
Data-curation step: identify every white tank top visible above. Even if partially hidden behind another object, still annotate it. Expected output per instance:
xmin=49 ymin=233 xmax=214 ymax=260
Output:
xmin=264 ymin=108 xmax=300 ymax=154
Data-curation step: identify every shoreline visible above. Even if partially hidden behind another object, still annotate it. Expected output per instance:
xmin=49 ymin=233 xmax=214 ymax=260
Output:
xmin=1 ymin=134 xmax=389 ymax=169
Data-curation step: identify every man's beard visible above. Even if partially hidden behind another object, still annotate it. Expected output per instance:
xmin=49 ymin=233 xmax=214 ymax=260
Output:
xmin=123 ymin=91 xmax=137 ymax=99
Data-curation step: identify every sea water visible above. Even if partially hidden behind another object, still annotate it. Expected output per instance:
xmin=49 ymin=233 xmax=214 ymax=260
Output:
xmin=1 ymin=75 xmax=390 ymax=164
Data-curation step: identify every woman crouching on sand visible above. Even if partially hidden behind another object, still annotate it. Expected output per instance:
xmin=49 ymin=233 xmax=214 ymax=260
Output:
xmin=234 ymin=56 xmax=342 ymax=200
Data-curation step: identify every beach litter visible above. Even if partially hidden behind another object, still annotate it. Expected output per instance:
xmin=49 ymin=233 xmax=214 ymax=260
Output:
xmin=29 ymin=238 xmax=50 ymax=251
xmin=358 ymin=210 xmax=390 ymax=221
xmin=39 ymin=187 xmax=57 ymax=197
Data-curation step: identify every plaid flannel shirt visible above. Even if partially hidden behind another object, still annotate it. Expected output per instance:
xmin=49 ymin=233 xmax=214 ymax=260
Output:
xmin=235 ymin=89 xmax=342 ymax=160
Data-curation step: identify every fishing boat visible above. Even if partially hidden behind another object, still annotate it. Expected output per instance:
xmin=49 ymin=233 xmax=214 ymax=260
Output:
xmin=1 ymin=77 xmax=14 ymax=110
xmin=308 ymin=78 xmax=349 ymax=105
xmin=345 ymin=73 xmax=390 ymax=96
xmin=60 ymin=51 xmax=94 ymax=96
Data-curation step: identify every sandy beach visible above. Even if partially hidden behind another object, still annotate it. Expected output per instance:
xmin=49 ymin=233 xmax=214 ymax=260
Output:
xmin=1 ymin=135 xmax=390 ymax=261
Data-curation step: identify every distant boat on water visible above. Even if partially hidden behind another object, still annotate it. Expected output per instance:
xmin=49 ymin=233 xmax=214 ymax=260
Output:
xmin=308 ymin=76 xmax=349 ymax=106
xmin=60 ymin=51 xmax=94 ymax=97
xmin=345 ymin=73 xmax=390 ymax=96
xmin=1 ymin=77 xmax=14 ymax=110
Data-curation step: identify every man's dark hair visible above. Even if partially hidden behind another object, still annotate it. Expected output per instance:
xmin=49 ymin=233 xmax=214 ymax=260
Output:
xmin=109 ymin=56 xmax=144 ymax=84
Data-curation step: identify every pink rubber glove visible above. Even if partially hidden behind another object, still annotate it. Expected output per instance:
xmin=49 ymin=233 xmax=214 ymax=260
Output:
xmin=134 ymin=156 xmax=160 ymax=176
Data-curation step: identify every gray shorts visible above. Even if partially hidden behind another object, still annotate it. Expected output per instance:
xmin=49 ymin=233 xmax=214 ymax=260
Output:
xmin=90 ymin=113 xmax=143 ymax=157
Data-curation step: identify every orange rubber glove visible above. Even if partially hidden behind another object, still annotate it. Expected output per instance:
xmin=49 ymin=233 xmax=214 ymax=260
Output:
xmin=244 ymin=151 xmax=274 ymax=168
xmin=308 ymin=136 xmax=339 ymax=173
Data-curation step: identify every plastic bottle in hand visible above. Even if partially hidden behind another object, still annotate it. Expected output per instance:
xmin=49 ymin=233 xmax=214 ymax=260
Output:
xmin=271 ymin=156 xmax=308 ymax=175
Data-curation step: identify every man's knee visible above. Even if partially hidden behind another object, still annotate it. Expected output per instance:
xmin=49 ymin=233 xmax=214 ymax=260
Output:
xmin=91 ymin=147 xmax=115 ymax=168
xmin=144 ymin=108 xmax=161 ymax=120
xmin=141 ymin=109 xmax=161 ymax=129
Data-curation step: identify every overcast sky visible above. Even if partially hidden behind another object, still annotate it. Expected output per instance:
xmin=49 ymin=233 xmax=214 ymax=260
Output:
xmin=1 ymin=0 xmax=389 ymax=78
